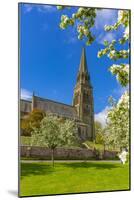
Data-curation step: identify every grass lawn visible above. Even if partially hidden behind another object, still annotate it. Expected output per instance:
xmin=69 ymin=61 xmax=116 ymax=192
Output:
xmin=20 ymin=161 xmax=130 ymax=197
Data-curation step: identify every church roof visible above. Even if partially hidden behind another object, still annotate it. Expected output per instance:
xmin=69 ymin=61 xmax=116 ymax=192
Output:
xmin=20 ymin=96 xmax=78 ymax=119
xmin=33 ymin=96 xmax=78 ymax=119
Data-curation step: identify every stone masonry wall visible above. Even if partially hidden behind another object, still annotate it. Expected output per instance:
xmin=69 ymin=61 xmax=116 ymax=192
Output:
xmin=21 ymin=146 xmax=118 ymax=160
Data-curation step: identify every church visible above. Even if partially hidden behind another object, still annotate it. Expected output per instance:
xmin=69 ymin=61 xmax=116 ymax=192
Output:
xmin=20 ymin=48 xmax=95 ymax=141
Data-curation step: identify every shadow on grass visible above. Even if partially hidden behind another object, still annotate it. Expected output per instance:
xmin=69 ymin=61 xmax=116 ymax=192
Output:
xmin=21 ymin=163 xmax=54 ymax=179
xmin=60 ymin=162 xmax=119 ymax=170
xmin=21 ymin=162 xmax=120 ymax=179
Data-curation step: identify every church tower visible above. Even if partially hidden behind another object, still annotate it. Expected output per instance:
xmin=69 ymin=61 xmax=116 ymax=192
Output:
xmin=73 ymin=48 xmax=95 ymax=141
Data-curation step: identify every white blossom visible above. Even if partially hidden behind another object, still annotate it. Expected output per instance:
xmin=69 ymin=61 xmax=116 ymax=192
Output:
xmin=124 ymin=26 xmax=129 ymax=39
xmin=118 ymin=91 xmax=129 ymax=107
xmin=78 ymin=7 xmax=84 ymax=13
xmin=118 ymin=10 xmax=124 ymax=22
xmin=118 ymin=149 xmax=128 ymax=164
xmin=106 ymin=91 xmax=129 ymax=150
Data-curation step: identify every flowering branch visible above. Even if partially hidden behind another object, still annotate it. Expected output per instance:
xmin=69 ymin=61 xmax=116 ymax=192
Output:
xmin=57 ymin=6 xmax=97 ymax=45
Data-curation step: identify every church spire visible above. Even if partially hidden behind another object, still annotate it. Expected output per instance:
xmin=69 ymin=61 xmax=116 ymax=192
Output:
xmin=76 ymin=47 xmax=91 ymax=85
xmin=79 ymin=47 xmax=88 ymax=73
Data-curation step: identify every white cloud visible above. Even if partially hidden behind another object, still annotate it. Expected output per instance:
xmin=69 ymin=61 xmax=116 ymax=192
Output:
xmin=37 ymin=5 xmax=56 ymax=13
xmin=95 ymin=9 xmax=117 ymax=30
xmin=97 ymin=32 xmax=116 ymax=45
xmin=93 ymin=9 xmax=118 ymax=45
xmin=112 ymin=85 xmax=129 ymax=99
xmin=21 ymin=89 xmax=32 ymax=100
xmin=95 ymin=106 xmax=110 ymax=127
xmin=23 ymin=4 xmax=56 ymax=14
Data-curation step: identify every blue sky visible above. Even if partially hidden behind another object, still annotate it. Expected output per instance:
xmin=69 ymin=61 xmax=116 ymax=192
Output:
xmin=19 ymin=3 xmax=129 ymax=123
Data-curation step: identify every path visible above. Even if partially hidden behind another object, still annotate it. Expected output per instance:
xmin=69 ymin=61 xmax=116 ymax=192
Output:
xmin=21 ymin=160 xmax=120 ymax=163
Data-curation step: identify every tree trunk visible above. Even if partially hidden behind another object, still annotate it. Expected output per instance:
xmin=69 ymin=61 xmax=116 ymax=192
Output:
xmin=51 ymin=148 xmax=54 ymax=167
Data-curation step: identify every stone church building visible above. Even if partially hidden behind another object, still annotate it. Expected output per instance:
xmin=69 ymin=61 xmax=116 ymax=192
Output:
xmin=20 ymin=48 xmax=95 ymax=141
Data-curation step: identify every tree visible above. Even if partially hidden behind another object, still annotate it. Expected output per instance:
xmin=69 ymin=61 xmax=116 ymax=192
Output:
xmin=31 ymin=115 xmax=78 ymax=166
xmin=21 ymin=109 xmax=45 ymax=136
xmin=95 ymin=121 xmax=104 ymax=145
xmin=105 ymin=91 xmax=129 ymax=150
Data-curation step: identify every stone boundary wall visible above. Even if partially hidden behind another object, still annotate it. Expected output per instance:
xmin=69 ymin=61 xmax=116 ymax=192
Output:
xmin=21 ymin=146 xmax=118 ymax=160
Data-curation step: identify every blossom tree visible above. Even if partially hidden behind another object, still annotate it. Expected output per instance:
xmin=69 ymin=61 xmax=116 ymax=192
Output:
xmin=31 ymin=115 xmax=78 ymax=166
xmin=105 ymin=91 xmax=129 ymax=150
xmin=95 ymin=121 xmax=105 ymax=145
